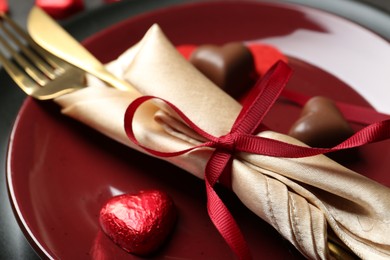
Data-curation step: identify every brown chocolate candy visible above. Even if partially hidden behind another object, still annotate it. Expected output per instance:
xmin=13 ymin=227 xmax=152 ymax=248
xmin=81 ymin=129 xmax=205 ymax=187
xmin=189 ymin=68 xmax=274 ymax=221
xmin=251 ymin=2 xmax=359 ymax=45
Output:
xmin=288 ymin=96 xmax=354 ymax=148
xmin=189 ymin=42 xmax=256 ymax=99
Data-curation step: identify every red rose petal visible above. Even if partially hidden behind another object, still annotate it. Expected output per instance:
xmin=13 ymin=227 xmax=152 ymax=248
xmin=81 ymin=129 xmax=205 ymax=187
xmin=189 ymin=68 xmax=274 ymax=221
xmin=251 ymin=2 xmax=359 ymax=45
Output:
xmin=247 ymin=44 xmax=288 ymax=76
xmin=176 ymin=44 xmax=196 ymax=59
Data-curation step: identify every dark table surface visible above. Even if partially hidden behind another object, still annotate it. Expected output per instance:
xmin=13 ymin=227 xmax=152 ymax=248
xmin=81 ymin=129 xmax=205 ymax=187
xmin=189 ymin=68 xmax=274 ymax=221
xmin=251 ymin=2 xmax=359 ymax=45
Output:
xmin=1 ymin=0 xmax=389 ymax=259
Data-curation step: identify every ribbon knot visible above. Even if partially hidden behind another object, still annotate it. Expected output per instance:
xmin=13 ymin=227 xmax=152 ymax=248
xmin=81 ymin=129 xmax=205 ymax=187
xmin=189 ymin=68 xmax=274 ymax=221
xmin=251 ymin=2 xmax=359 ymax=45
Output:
xmin=214 ymin=133 xmax=238 ymax=152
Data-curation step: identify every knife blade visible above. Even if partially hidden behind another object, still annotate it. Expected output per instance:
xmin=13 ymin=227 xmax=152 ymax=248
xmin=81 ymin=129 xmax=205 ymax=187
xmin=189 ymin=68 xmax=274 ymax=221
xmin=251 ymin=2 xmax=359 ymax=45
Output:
xmin=27 ymin=6 xmax=136 ymax=93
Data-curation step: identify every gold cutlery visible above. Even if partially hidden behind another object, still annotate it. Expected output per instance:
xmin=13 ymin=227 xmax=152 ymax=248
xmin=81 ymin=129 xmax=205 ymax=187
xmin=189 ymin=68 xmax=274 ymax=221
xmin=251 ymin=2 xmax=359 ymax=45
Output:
xmin=0 ymin=12 xmax=86 ymax=100
xmin=27 ymin=6 xmax=136 ymax=93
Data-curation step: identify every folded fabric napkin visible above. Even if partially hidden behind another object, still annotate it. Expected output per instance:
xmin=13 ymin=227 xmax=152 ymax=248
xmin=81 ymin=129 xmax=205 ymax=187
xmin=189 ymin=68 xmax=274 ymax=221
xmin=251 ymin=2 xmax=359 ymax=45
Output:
xmin=55 ymin=24 xmax=390 ymax=259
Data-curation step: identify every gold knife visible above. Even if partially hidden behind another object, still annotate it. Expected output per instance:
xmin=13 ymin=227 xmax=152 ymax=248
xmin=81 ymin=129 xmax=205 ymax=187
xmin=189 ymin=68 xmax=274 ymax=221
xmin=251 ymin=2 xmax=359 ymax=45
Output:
xmin=27 ymin=6 xmax=136 ymax=93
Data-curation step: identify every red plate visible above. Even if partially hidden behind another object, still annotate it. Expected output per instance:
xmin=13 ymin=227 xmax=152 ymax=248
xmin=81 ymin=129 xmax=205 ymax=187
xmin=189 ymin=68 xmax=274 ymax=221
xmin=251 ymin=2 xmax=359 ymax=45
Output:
xmin=7 ymin=1 xmax=390 ymax=259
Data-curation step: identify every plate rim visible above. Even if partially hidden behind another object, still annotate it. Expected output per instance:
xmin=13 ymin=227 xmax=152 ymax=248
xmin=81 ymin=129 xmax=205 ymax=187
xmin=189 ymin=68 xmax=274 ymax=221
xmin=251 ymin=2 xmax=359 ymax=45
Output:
xmin=6 ymin=0 xmax=390 ymax=259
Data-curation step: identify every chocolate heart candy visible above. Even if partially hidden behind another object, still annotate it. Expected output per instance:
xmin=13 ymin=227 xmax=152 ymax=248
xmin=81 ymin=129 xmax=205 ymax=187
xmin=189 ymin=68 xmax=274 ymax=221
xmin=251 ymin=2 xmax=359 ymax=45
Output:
xmin=99 ymin=190 xmax=177 ymax=256
xmin=288 ymin=96 xmax=354 ymax=148
xmin=189 ymin=42 xmax=256 ymax=98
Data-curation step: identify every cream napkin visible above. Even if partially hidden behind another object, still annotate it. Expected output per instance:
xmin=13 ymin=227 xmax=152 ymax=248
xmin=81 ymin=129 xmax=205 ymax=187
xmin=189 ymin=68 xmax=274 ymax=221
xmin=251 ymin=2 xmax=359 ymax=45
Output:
xmin=55 ymin=24 xmax=390 ymax=260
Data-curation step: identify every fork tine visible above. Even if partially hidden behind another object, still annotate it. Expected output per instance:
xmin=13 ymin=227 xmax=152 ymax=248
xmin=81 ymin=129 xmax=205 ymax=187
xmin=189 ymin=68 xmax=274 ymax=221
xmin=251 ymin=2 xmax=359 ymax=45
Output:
xmin=0 ymin=28 xmax=50 ymax=86
xmin=0 ymin=21 xmax=57 ymax=79
xmin=1 ymin=12 xmax=65 ymax=73
xmin=0 ymin=12 xmax=86 ymax=100
xmin=0 ymin=48 xmax=41 ymax=96
xmin=0 ymin=13 xmax=64 ymax=85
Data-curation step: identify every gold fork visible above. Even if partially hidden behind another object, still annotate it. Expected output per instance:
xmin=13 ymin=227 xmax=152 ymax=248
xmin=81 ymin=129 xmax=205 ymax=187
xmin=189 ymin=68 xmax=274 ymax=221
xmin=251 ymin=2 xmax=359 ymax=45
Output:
xmin=0 ymin=12 xmax=87 ymax=100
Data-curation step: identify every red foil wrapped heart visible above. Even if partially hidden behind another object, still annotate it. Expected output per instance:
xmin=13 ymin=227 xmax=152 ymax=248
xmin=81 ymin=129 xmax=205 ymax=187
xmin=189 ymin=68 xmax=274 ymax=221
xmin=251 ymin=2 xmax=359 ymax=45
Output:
xmin=35 ymin=0 xmax=84 ymax=20
xmin=0 ymin=0 xmax=8 ymax=13
xmin=99 ymin=190 xmax=177 ymax=255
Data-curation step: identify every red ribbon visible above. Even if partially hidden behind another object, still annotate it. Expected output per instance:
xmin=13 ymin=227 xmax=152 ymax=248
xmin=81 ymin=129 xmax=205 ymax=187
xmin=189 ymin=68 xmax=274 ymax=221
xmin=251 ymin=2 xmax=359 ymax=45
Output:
xmin=124 ymin=61 xmax=390 ymax=259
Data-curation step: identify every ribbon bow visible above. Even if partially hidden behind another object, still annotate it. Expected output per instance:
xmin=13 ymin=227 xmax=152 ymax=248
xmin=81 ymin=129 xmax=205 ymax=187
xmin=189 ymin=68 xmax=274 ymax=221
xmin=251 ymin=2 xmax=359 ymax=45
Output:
xmin=124 ymin=61 xmax=390 ymax=259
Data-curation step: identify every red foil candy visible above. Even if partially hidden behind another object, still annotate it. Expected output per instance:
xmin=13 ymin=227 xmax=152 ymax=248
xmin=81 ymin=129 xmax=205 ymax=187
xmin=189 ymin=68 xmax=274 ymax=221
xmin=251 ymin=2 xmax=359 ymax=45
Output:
xmin=0 ymin=0 xmax=8 ymax=13
xmin=35 ymin=0 xmax=84 ymax=20
xmin=99 ymin=190 xmax=177 ymax=255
